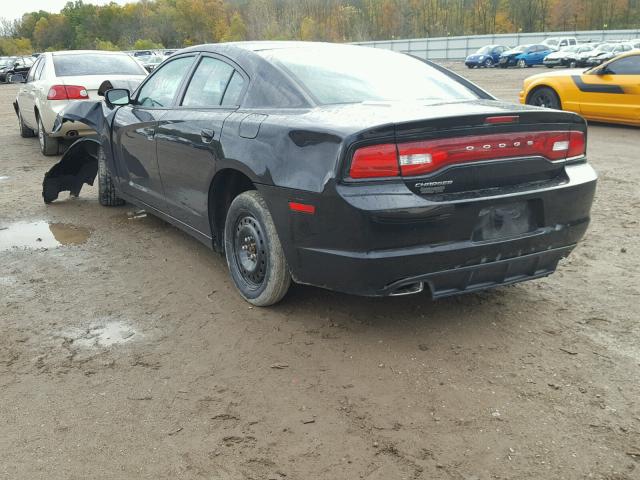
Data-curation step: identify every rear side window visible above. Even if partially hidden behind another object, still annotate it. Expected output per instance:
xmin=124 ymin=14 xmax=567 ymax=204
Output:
xmin=26 ymin=58 xmax=40 ymax=82
xmin=182 ymin=57 xmax=234 ymax=108
xmin=53 ymin=54 xmax=146 ymax=76
xmin=221 ymin=71 xmax=245 ymax=106
xmin=607 ymin=56 xmax=640 ymax=75
xmin=34 ymin=57 xmax=46 ymax=80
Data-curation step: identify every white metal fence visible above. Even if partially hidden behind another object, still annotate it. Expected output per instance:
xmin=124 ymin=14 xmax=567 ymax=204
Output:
xmin=352 ymin=29 xmax=640 ymax=60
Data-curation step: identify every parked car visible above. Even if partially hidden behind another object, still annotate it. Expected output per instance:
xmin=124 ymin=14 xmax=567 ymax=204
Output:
xmin=560 ymin=44 xmax=601 ymax=68
xmin=464 ymin=45 xmax=507 ymax=68
xmin=543 ymin=45 xmax=578 ymax=68
xmin=521 ymin=50 xmax=640 ymax=127
xmin=585 ymin=43 xmax=633 ymax=66
xmin=498 ymin=45 xmax=527 ymax=67
xmin=0 ymin=56 xmax=35 ymax=83
xmin=542 ymin=37 xmax=578 ymax=49
xmin=501 ymin=44 xmax=554 ymax=68
xmin=14 ymin=50 xmax=147 ymax=155
xmin=139 ymin=54 xmax=165 ymax=72
xmin=573 ymin=43 xmax=617 ymax=67
xmin=43 ymin=42 xmax=596 ymax=306
xmin=132 ymin=50 xmax=153 ymax=58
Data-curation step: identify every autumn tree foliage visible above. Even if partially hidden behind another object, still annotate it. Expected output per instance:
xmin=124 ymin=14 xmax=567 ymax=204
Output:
xmin=0 ymin=0 xmax=638 ymax=54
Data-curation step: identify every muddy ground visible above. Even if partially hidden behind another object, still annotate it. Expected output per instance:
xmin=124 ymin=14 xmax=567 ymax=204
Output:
xmin=1 ymin=65 xmax=639 ymax=480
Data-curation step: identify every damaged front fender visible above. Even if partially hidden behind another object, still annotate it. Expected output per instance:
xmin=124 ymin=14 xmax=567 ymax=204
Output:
xmin=43 ymin=87 xmax=125 ymax=204
xmin=42 ymin=137 xmax=100 ymax=203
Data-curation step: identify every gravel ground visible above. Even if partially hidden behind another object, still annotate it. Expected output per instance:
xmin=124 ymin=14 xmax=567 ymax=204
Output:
xmin=1 ymin=64 xmax=639 ymax=480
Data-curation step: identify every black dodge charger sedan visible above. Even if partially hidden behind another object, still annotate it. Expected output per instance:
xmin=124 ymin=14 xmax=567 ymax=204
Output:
xmin=42 ymin=42 xmax=596 ymax=306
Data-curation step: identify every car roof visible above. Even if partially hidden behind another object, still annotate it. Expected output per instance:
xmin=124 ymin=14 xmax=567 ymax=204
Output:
xmin=50 ymin=50 xmax=130 ymax=56
xmin=182 ymin=41 xmax=376 ymax=55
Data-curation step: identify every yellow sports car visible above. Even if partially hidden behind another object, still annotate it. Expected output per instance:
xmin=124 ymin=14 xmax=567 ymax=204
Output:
xmin=520 ymin=51 xmax=640 ymax=126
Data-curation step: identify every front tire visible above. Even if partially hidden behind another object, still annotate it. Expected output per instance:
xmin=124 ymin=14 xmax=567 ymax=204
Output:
xmin=569 ymin=61 xmax=577 ymax=68
xmin=517 ymin=59 xmax=527 ymax=68
xmin=37 ymin=116 xmax=59 ymax=156
xmin=224 ymin=190 xmax=291 ymax=306
xmin=98 ymin=146 xmax=125 ymax=206
xmin=18 ymin=110 xmax=35 ymax=138
xmin=527 ymin=87 xmax=561 ymax=110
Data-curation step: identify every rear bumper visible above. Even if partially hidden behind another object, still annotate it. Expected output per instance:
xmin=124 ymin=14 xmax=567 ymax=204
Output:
xmin=39 ymin=101 xmax=93 ymax=137
xmin=261 ymin=161 xmax=596 ymax=297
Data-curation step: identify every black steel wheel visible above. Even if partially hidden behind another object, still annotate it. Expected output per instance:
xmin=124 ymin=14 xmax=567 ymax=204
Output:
xmin=224 ymin=190 xmax=291 ymax=306
xmin=233 ymin=215 xmax=267 ymax=287
xmin=527 ymin=87 xmax=561 ymax=110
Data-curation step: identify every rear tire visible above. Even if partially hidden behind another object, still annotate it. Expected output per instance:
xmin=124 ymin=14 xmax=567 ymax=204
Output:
xmin=98 ymin=146 xmax=124 ymax=206
xmin=18 ymin=110 xmax=35 ymax=138
xmin=483 ymin=58 xmax=494 ymax=68
xmin=224 ymin=190 xmax=291 ymax=307
xmin=517 ymin=59 xmax=527 ymax=68
xmin=527 ymin=87 xmax=561 ymax=110
xmin=569 ymin=60 xmax=577 ymax=68
xmin=37 ymin=116 xmax=59 ymax=156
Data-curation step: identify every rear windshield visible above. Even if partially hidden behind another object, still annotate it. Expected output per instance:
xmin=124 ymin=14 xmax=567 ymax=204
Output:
xmin=259 ymin=45 xmax=478 ymax=105
xmin=53 ymin=54 xmax=146 ymax=77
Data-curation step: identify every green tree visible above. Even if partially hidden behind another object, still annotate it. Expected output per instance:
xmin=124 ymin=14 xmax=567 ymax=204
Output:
xmin=133 ymin=38 xmax=164 ymax=50
xmin=95 ymin=39 xmax=119 ymax=50
xmin=221 ymin=12 xmax=247 ymax=42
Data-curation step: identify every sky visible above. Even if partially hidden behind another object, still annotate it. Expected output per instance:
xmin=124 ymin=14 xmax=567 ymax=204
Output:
xmin=2 ymin=0 xmax=136 ymax=21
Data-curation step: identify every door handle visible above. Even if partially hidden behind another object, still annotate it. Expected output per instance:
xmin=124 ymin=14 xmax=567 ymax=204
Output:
xmin=201 ymin=128 xmax=215 ymax=144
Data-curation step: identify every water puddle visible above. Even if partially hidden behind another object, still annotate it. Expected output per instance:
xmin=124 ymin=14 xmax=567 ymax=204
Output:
xmin=73 ymin=321 xmax=138 ymax=348
xmin=0 ymin=221 xmax=91 ymax=251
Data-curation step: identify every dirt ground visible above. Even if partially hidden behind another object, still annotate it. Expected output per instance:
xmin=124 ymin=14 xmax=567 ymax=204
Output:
xmin=1 ymin=64 xmax=639 ymax=480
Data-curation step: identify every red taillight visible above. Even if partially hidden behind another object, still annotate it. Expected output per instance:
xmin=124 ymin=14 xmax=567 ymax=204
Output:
xmin=567 ymin=131 xmax=586 ymax=158
xmin=47 ymin=85 xmax=89 ymax=100
xmin=349 ymin=143 xmax=399 ymax=179
xmin=349 ymin=131 xmax=585 ymax=179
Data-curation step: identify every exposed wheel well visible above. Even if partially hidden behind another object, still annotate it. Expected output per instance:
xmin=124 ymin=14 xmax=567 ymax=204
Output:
xmin=208 ymin=169 xmax=256 ymax=252
xmin=526 ymin=85 xmax=562 ymax=109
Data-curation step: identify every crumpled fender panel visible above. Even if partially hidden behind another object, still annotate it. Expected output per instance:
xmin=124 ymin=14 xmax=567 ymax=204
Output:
xmin=51 ymin=100 xmax=107 ymax=135
xmin=42 ymin=138 xmax=100 ymax=203
xmin=44 ymin=93 xmax=124 ymax=204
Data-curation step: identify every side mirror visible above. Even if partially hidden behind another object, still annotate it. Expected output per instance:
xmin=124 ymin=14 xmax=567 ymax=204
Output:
xmin=105 ymin=88 xmax=131 ymax=107
xmin=9 ymin=74 xmax=26 ymax=84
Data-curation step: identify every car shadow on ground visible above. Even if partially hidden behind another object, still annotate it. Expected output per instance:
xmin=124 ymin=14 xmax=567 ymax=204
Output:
xmin=274 ymin=279 xmax=532 ymax=332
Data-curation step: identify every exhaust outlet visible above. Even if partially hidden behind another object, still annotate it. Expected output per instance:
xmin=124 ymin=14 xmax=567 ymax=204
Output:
xmin=389 ymin=282 xmax=424 ymax=297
